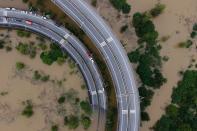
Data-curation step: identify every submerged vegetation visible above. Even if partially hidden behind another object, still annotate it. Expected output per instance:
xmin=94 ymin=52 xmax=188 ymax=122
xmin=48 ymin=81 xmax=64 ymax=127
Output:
xmin=80 ymin=100 xmax=93 ymax=115
xmin=109 ymin=0 xmax=131 ymax=14
xmin=0 ymin=28 xmax=93 ymax=130
xmin=40 ymin=43 xmax=67 ymax=65
xmin=154 ymin=70 xmax=197 ymax=131
xmin=22 ymin=100 xmax=34 ymax=118
xmin=149 ymin=3 xmax=166 ymax=18
xmin=16 ymin=61 xmax=25 ymax=71
xmin=128 ymin=11 xmax=166 ymax=120
xmin=16 ymin=42 xmax=36 ymax=58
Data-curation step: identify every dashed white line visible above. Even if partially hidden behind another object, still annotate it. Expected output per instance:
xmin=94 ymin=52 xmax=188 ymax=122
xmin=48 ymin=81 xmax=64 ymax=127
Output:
xmin=100 ymin=41 xmax=107 ymax=47
xmin=107 ymin=37 xmax=113 ymax=43
xmin=59 ymin=39 xmax=65 ymax=44
xmin=122 ymin=110 xmax=128 ymax=114
xmin=130 ymin=110 xmax=136 ymax=114
xmin=64 ymin=33 xmax=70 ymax=39
xmin=90 ymin=91 xmax=97 ymax=96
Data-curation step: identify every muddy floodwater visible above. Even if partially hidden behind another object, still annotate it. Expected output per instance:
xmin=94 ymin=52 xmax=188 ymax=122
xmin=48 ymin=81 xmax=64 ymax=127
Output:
xmin=0 ymin=29 xmax=97 ymax=131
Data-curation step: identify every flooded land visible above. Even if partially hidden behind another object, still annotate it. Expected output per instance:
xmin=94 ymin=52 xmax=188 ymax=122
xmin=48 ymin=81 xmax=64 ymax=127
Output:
xmin=0 ymin=0 xmax=197 ymax=131
xmin=0 ymin=29 xmax=95 ymax=131
xmin=93 ymin=0 xmax=197 ymax=130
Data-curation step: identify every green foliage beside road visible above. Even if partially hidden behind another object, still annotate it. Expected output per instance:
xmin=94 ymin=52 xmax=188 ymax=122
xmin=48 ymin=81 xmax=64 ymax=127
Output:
xmin=128 ymin=12 xmax=166 ymax=120
xmin=16 ymin=30 xmax=31 ymax=38
xmin=81 ymin=115 xmax=91 ymax=129
xmin=131 ymin=12 xmax=166 ymax=88
xmin=64 ymin=115 xmax=79 ymax=129
xmin=40 ymin=43 xmax=66 ymax=65
xmin=154 ymin=70 xmax=197 ymax=131
xmin=80 ymin=100 xmax=92 ymax=115
xmin=16 ymin=42 xmax=36 ymax=58
xmin=110 ymin=0 xmax=131 ymax=14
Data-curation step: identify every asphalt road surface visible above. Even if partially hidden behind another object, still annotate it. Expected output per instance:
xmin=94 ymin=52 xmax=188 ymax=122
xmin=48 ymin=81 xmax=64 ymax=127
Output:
xmin=51 ymin=0 xmax=140 ymax=131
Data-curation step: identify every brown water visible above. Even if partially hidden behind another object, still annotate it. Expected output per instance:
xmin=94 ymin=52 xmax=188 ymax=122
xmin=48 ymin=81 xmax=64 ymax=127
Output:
xmin=0 ymin=29 xmax=97 ymax=131
xmin=92 ymin=0 xmax=197 ymax=130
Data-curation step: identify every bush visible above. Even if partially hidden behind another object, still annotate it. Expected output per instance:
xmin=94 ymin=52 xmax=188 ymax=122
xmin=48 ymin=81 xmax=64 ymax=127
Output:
xmin=58 ymin=96 xmax=65 ymax=104
xmin=141 ymin=111 xmax=150 ymax=121
xmin=41 ymin=75 xmax=50 ymax=82
xmin=33 ymin=70 xmax=41 ymax=80
xmin=150 ymin=3 xmax=166 ymax=18
xmin=16 ymin=62 xmax=25 ymax=71
xmin=178 ymin=40 xmax=193 ymax=48
xmin=106 ymin=107 xmax=117 ymax=131
xmin=122 ymin=3 xmax=131 ymax=14
xmin=16 ymin=30 xmax=31 ymax=38
xmin=80 ymin=101 xmax=92 ymax=115
xmin=56 ymin=57 xmax=65 ymax=65
xmin=64 ymin=115 xmax=79 ymax=129
xmin=51 ymin=125 xmax=58 ymax=131
xmin=22 ymin=0 xmax=29 ymax=3
xmin=0 ymin=40 xmax=5 ymax=49
xmin=154 ymin=70 xmax=197 ymax=131
xmin=110 ymin=0 xmax=131 ymax=14
xmin=16 ymin=43 xmax=36 ymax=58
xmin=91 ymin=0 xmax=97 ymax=7
xmin=120 ymin=24 xmax=128 ymax=33
xmin=192 ymin=23 xmax=197 ymax=31
xmin=5 ymin=46 xmax=12 ymax=52
xmin=190 ymin=31 xmax=197 ymax=38
xmin=22 ymin=100 xmax=34 ymax=118
xmin=128 ymin=49 xmax=140 ymax=63
xmin=131 ymin=12 xmax=166 ymax=121
xmin=40 ymin=43 xmax=64 ymax=65
xmin=81 ymin=115 xmax=91 ymax=129
xmin=38 ymin=43 xmax=47 ymax=50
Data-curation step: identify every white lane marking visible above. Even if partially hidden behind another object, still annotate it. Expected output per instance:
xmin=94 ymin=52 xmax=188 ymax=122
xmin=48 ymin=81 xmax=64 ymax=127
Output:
xmin=64 ymin=33 xmax=70 ymax=39
xmin=130 ymin=110 xmax=136 ymax=114
xmin=90 ymin=91 xmax=97 ymax=95
xmin=98 ymin=89 xmax=104 ymax=94
xmin=59 ymin=39 xmax=65 ymax=44
xmin=3 ymin=11 xmax=7 ymax=17
xmin=107 ymin=37 xmax=113 ymax=43
xmin=100 ymin=41 xmax=106 ymax=47
xmin=122 ymin=110 xmax=128 ymax=114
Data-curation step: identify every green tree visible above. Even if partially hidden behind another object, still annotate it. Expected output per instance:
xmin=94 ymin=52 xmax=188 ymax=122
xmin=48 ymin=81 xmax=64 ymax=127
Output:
xmin=51 ymin=125 xmax=58 ymax=131
xmin=80 ymin=101 xmax=92 ymax=115
xmin=81 ymin=115 xmax=91 ymax=129
xmin=16 ymin=62 xmax=25 ymax=70
xmin=22 ymin=100 xmax=34 ymax=118
xmin=150 ymin=4 xmax=166 ymax=18
xmin=65 ymin=115 xmax=79 ymax=129
xmin=141 ymin=111 xmax=150 ymax=121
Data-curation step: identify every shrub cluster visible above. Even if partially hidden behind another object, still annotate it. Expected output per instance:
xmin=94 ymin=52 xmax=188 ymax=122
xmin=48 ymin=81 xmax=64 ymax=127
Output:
xmin=110 ymin=0 xmax=131 ymax=14
xmin=154 ymin=70 xmax=197 ymax=131
xmin=40 ymin=43 xmax=66 ymax=65
xmin=128 ymin=12 xmax=166 ymax=120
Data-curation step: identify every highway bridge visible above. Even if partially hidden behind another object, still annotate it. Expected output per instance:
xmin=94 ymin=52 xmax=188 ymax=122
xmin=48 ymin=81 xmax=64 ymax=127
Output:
xmin=0 ymin=8 xmax=106 ymax=131
xmin=51 ymin=0 xmax=140 ymax=131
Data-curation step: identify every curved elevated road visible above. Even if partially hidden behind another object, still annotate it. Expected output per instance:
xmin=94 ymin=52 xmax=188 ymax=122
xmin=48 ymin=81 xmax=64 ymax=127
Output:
xmin=51 ymin=0 xmax=140 ymax=131
xmin=0 ymin=8 xmax=106 ymax=131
